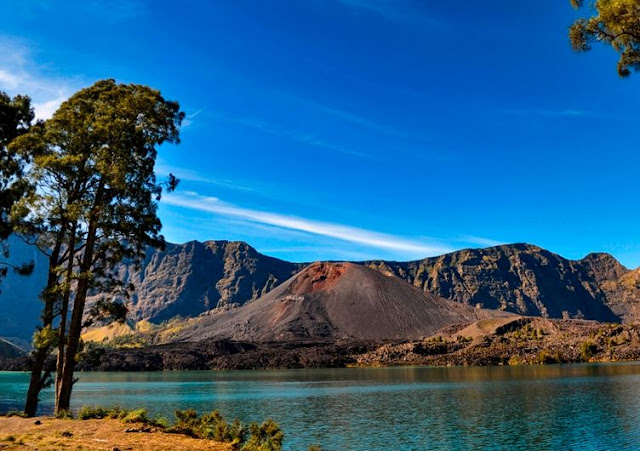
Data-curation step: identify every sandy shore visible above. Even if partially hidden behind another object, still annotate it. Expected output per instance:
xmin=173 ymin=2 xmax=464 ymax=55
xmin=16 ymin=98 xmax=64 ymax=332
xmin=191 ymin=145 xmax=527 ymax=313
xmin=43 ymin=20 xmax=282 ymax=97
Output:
xmin=0 ymin=416 xmax=232 ymax=450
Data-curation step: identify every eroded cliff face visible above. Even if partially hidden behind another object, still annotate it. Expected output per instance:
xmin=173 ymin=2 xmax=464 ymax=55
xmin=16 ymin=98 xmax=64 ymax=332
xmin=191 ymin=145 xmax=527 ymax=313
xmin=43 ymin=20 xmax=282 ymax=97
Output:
xmin=366 ymin=243 xmax=637 ymax=323
xmin=108 ymin=240 xmax=304 ymax=322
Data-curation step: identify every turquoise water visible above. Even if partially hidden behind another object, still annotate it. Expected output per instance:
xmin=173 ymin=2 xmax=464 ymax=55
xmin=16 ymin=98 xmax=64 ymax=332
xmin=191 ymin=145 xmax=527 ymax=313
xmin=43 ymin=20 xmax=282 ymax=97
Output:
xmin=2 ymin=364 xmax=640 ymax=450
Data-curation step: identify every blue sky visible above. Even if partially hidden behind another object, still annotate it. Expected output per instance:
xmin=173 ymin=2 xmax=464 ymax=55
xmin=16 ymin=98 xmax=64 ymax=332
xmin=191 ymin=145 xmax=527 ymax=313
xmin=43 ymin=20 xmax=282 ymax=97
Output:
xmin=1 ymin=0 xmax=639 ymax=266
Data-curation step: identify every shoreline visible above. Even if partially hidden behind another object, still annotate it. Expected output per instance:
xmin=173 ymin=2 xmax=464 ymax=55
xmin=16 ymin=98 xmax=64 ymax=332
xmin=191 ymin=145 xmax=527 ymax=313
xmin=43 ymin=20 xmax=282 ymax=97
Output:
xmin=0 ymin=416 xmax=232 ymax=450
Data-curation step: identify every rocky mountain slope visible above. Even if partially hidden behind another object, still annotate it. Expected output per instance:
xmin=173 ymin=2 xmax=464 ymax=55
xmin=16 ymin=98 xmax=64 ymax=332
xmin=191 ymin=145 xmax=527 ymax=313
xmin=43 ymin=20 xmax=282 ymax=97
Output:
xmin=0 ymin=238 xmax=302 ymax=341
xmin=25 ymin=317 xmax=640 ymax=372
xmin=103 ymin=240 xmax=303 ymax=322
xmin=365 ymin=243 xmax=636 ymax=323
xmin=2 ymin=240 xmax=640 ymax=344
xmin=173 ymin=262 xmax=511 ymax=342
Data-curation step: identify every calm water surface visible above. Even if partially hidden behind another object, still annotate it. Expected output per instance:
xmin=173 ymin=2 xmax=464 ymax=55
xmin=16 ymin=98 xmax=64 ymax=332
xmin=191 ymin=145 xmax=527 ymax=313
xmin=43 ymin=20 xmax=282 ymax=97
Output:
xmin=2 ymin=364 xmax=640 ymax=450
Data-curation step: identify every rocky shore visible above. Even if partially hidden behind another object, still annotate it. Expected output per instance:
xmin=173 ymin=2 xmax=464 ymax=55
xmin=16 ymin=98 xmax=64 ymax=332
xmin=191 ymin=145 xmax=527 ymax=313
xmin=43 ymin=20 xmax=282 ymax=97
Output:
xmin=2 ymin=317 xmax=639 ymax=372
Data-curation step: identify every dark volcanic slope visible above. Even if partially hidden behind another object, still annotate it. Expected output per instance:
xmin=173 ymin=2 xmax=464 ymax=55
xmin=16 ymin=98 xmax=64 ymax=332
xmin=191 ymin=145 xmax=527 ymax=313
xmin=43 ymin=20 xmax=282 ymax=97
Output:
xmin=176 ymin=262 xmax=510 ymax=342
xmin=366 ymin=243 xmax=625 ymax=322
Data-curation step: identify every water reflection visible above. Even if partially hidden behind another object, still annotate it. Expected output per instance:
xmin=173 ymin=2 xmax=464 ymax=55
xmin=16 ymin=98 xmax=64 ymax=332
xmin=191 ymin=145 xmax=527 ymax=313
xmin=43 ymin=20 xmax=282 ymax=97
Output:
xmin=1 ymin=363 xmax=640 ymax=450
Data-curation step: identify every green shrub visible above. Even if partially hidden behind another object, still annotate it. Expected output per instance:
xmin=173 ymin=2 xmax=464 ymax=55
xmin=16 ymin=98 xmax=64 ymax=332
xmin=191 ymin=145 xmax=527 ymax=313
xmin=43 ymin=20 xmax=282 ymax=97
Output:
xmin=55 ymin=409 xmax=73 ymax=419
xmin=169 ymin=409 xmax=245 ymax=445
xmin=536 ymin=350 xmax=561 ymax=364
xmin=152 ymin=416 xmax=170 ymax=428
xmin=169 ymin=409 xmax=282 ymax=450
xmin=77 ymin=405 xmax=167 ymax=428
xmin=122 ymin=409 xmax=149 ymax=424
xmin=242 ymin=419 xmax=284 ymax=451
xmin=77 ymin=405 xmax=130 ymax=420
xmin=71 ymin=405 xmax=288 ymax=450
xmin=78 ymin=406 xmax=108 ymax=420
xmin=2 ymin=410 xmax=26 ymax=418
xmin=581 ymin=340 xmax=599 ymax=361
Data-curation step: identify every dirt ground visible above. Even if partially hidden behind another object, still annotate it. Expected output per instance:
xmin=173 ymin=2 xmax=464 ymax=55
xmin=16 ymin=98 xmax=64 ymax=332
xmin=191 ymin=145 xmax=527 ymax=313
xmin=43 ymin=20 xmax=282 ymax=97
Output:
xmin=0 ymin=417 xmax=232 ymax=450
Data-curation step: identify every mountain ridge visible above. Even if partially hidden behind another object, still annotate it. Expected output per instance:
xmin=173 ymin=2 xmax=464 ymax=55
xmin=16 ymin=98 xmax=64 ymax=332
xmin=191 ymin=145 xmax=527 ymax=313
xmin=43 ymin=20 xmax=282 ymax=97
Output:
xmin=174 ymin=262 xmax=512 ymax=342
xmin=364 ymin=243 xmax=632 ymax=323
xmin=2 ymin=238 xmax=639 ymax=343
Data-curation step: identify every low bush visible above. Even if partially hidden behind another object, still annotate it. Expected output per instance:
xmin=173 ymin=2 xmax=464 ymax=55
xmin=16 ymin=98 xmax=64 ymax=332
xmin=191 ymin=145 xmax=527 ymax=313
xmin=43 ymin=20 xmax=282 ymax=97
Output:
xmin=169 ymin=409 xmax=283 ymax=450
xmin=55 ymin=409 xmax=73 ymax=419
xmin=243 ymin=419 xmax=284 ymax=451
xmin=535 ymin=350 xmax=562 ymax=364
xmin=77 ymin=405 xmax=166 ymax=428
xmin=1 ymin=410 xmax=26 ymax=418
xmin=580 ymin=340 xmax=599 ymax=361
xmin=66 ymin=405 xmax=287 ymax=449
xmin=77 ymin=405 xmax=128 ymax=420
xmin=121 ymin=409 xmax=149 ymax=424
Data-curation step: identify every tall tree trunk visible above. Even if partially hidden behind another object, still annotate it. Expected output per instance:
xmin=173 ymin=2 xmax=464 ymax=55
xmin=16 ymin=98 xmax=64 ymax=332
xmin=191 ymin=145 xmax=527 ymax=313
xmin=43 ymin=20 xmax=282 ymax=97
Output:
xmin=24 ymin=232 xmax=63 ymax=417
xmin=56 ymin=217 xmax=99 ymax=412
xmin=54 ymin=228 xmax=76 ymax=413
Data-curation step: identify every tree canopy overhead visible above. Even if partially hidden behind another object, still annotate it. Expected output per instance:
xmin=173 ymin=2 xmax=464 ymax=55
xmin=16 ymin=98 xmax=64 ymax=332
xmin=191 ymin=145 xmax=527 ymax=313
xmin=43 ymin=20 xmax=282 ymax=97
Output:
xmin=570 ymin=0 xmax=640 ymax=77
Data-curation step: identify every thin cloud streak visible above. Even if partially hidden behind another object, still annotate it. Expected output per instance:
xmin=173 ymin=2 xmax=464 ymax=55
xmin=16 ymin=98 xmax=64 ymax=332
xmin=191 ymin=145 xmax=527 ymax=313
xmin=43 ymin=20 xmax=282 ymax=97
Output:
xmin=297 ymin=98 xmax=431 ymax=142
xmin=458 ymin=235 xmax=504 ymax=248
xmin=229 ymin=115 xmax=373 ymax=159
xmin=501 ymin=107 xmax=588 ymax=118
xmin=163 ymin=191 xmax=453 ymax=256
xmin=182 ymin=108 xmax=205 ymax=128
xmin=156 ymin=162 xmax=254 ymax=192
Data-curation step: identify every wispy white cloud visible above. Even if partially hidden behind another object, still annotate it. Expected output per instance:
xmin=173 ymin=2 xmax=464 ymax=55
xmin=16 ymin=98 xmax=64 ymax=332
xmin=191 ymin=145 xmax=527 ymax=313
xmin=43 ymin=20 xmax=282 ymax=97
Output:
xmin=229 ymin=115 xmax=373 ymax=159
xmin=0 ymin=36 xmax=82 ymax=120
xmin=457 ymin=235 xmax=504 ymax=248
xmin=260 ymin=245 xmax=380 ymax=262
xmin=182 ymin=108 xmax=205 ymax=128
xmin=156 ymin=161 xmax=254 ymax=192
xmin=502 ymin=107 xmax=588 ymax=119
xmin=295 ymin=97 xmax=430 ymax=142
xmin=540 ymin=109 xmax=585 ymax=117
xmin=163 ymin=191 xmax=453 ymax=256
